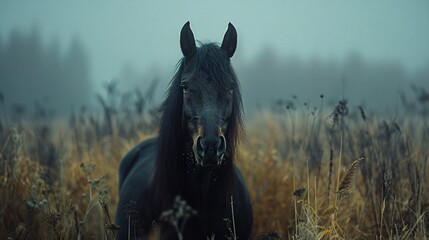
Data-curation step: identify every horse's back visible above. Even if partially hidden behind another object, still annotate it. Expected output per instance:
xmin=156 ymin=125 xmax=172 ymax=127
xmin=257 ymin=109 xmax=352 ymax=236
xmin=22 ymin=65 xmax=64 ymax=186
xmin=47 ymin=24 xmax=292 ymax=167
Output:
xmin=118 ymin=137 xmax=157 ymax=189
xmin=116 ymin=137 xmax=157 ymax=239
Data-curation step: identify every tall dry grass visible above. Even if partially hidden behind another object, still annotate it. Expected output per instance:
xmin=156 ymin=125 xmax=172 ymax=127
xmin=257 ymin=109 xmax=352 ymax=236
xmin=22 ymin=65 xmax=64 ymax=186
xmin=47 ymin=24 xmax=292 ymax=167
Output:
xmin=0 ymin=84 xmax=428 ymax=239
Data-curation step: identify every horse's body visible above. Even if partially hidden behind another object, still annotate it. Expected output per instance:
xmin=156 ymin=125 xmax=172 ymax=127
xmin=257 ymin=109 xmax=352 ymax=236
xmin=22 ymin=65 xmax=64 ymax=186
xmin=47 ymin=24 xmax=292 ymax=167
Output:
xmin=116 ymin=22 xmax=252 ymax=239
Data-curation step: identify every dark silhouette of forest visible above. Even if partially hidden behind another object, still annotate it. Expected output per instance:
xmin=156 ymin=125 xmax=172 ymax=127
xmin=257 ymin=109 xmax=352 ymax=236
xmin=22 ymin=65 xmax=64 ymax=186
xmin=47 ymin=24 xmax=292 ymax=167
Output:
xmin=0 ymin=27 xmax=91 ymax=118
xmin=1 ymin=28 xmax=428 ymax=119
xmin=239 ymin=48 xmax=429 ymax=115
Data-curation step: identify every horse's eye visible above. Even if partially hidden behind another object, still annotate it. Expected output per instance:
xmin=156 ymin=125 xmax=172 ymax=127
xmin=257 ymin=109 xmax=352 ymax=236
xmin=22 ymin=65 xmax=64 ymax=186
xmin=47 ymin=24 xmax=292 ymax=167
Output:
xmin=228 ymin=88 xmax=234 ymax=95
xmin=181 ymin=83 xmax=189 ymax=93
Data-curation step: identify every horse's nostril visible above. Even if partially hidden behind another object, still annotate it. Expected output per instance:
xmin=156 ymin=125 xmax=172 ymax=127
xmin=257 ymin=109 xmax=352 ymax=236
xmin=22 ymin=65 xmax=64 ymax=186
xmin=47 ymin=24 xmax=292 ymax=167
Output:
xmin=196 ymin=136 xmax=205 ymax=157
xmin=217 ymin=135 xmax=226 ymax=159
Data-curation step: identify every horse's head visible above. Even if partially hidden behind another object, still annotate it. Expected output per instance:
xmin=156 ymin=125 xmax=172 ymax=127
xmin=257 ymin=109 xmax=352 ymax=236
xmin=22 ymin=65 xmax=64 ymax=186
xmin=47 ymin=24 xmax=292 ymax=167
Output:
xmin=179 ymin=22 xmax=240 ymax=169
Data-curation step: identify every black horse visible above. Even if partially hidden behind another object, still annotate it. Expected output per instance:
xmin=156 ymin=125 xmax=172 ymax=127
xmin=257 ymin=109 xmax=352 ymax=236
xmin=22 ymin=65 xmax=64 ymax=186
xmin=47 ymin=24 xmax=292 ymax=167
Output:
xmin=116 ymin=22 xmax=252 ymax=239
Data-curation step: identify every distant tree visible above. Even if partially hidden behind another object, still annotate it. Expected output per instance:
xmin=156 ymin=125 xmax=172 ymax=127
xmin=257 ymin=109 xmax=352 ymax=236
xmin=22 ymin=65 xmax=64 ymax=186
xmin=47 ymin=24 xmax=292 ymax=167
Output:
xmin=0 ymin=27 xmax=92 ymax=116
xmin=240 ymin=47 xmax=421 ymax=114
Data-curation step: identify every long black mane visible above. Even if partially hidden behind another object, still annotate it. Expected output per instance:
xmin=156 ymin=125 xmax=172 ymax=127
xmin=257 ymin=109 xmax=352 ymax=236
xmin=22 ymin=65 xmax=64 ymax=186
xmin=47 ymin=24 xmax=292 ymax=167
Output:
xmin=149 ymin=42 xmax=244 ymax=217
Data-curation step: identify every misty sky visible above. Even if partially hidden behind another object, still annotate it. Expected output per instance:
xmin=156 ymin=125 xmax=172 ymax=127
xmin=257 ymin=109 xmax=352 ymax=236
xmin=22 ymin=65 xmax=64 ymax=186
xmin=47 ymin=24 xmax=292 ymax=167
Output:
xmin=1 ymin=0 xmax=429 ymax=92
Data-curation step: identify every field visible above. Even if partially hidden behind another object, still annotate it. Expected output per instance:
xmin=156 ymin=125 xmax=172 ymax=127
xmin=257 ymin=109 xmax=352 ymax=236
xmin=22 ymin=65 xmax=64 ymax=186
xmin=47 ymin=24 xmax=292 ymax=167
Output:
xmin=1 ymin=88 xmax=428 ymax=239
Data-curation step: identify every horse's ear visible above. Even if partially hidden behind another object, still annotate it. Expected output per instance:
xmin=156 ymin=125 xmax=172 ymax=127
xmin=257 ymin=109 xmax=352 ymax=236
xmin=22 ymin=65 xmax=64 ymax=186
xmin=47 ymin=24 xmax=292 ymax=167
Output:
xmin=180 ymin=21 xmax=196 ymax=58
xmin=221 ymin=23 xmax=237 ymax=58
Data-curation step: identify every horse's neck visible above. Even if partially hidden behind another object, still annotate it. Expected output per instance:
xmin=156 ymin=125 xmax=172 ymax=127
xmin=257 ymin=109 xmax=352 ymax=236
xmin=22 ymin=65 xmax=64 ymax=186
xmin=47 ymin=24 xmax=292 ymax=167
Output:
xmin=183 ymin=152 xmax=234 ymax=213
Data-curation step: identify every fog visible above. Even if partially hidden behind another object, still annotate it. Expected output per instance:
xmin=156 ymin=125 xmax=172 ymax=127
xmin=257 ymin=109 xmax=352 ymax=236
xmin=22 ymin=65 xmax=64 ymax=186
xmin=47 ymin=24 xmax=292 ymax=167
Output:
xmin=1 ymin=1 xmax=428 ymax=116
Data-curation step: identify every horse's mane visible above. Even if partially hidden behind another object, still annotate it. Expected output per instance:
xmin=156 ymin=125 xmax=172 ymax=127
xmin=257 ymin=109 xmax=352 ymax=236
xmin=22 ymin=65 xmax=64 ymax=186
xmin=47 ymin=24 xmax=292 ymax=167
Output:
xmin=149 ymin=42 xmax=244 ymax=218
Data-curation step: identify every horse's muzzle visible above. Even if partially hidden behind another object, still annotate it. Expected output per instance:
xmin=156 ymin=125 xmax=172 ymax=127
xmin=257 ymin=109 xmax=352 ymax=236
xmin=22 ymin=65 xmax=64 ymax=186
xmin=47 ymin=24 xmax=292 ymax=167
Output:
xmin=194 ymin=134 xmax=226 ymax=167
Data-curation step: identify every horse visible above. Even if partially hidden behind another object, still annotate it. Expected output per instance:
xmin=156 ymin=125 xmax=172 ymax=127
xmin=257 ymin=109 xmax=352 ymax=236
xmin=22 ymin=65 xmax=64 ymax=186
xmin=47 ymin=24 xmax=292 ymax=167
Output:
xmin=115 ymin=22 xmax=253 ymax=239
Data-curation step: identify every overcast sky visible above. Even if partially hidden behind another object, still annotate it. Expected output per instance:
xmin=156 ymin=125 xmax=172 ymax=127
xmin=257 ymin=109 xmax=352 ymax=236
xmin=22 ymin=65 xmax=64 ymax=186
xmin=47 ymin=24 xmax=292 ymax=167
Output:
xmin=1 ymin=0 xmax=428 ymax=90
